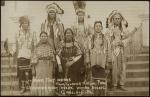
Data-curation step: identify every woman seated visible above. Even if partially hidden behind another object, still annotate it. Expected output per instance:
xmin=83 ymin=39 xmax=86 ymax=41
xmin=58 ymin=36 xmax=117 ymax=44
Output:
xmin=56 ymin=28 xmax=85 ymax=95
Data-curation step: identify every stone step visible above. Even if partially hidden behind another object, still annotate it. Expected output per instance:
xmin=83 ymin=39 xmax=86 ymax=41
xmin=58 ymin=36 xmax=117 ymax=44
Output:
xmin=1 ymin=64 xmax=17 ymax=68
xmin=1 ymin=81 xmax=19 ymax=91
xmin=1 ymin=72 xmax=17 ymax=82
xmin=127 ymin=54 xmax=149 ymax=61
xmin=126 ymin=69 xmax=149 ymax=78
xmin=1 ymin=91 xmax=20 ymax=96
xmin=107 ymin=87 xmax=149 ymax=96
xmin=141 ymin=47 xmax=149 ymax=54
xmin=1 ymin=90 xmax=30 ymax=96
xmin=1 ymin=72 xmax=17 ymax=77
xmin=1 ymin=78 xmax=148 ymax=90
xmin=1 ymin=76 xmax=18 ymax=82
xmin=1 ymin=64 xmax=17 ymax=72
xmin=1 ymin=87 xmax=149 ymax=96
xmin=125 ymin=78 xmax=149 ymax=87
xmin=1 ymin=69 xmax=148 ymax=82
xmin=126 ymin=61 xmax=149 ymax=69
xmin=1 ymin=57 xmax=14 ymax=65
xmin=1 ymin=65 xmax=17 ymax=73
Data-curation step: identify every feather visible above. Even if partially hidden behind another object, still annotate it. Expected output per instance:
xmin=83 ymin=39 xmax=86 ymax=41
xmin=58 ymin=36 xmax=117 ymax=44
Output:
xmin=73 ymin=1 xmax=86 ymax=14
xmin=4 ymin=38 xmax=9 ymax=53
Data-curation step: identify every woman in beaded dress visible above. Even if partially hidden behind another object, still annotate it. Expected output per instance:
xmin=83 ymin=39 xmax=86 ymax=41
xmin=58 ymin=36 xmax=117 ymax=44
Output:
xmin=30 ymin=32 xmax=55 ymax=96
xmin=56 ymin=28 xmax=85 ymax=96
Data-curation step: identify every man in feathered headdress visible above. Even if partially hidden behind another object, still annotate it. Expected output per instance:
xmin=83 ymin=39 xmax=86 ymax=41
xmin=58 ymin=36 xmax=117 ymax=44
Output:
xmin=105 ymin=10 xmax=137 ymax=91
xmin=71 ymin=1 xmax=93 ymax=95
xmin=41 ymin=2 xmax=64 ymax=52
xmin=72 ymin=0 xmax=92 ymax=77
xmin=41 ymin=2 xmax=64 ymax=83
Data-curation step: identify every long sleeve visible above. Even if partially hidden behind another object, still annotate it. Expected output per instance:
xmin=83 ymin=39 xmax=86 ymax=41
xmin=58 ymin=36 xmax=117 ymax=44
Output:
xmin=121 ymin=28 xmax=137 ymax=47
xmin=31 ymin=48 xmax=38 ymax=65
xmin=55 ymin=42 xmax=63 ymax=64
xmin=31 ymin=31 xmax=37 ymax=52
xmin=72 ymin=42 xmax=82 ymax=62
xmin=58 ymin=23 xmax=64 ymax=41
xmin=74 ymin=42 xmax=82 ymax=56
xmin=56 ymin=55 xmax=61 ymax=65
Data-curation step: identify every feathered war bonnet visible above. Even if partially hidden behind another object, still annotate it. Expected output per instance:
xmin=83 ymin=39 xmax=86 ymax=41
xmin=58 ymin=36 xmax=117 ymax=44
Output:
xmin=73 ymin=1 xmax=86 ymax=16
xmin=106 ymin=10 xmax=128 ymax=28
xmin=42 ymin=3 xmax=64 ymax=35
xmin=46 ymin=2 xmax=64 ymax=14
xmin=19 ymin=16 xmax=30 ymax=27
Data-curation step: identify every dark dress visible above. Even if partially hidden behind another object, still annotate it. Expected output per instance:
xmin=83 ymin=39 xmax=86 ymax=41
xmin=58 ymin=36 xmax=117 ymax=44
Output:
xmin=60 ymin=45 xmax=85 ymax=82
xmin=17 ymin=58 xmax=32 ymax=90
xmin=57 ymin=42 xmax=85 ymax=95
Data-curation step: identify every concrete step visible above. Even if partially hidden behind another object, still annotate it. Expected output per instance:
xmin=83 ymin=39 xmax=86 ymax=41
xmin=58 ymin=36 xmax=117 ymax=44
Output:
xmin=1 ymin=57 xmax=14 ymax=65
xmin=107 ymin=87 xmax=149 ymax=96
xmin=1 ymin=78 xmax=149 ymax=89
xmin=1 ymin=65 xmax=17 ymax=73
xmin=1 ymin=87 xmax=149 ymax=96
xmin=1 ymin=90 xmax=30 ymax=96
xmin=1 ymin=64 xmax=17 ymax=68
xmin=1 ymin=72 xmax=17 ymax=77
xmin=1 ymin=81 xmax=19 ymax=91
xmin=126 ymin=69 xmax=149 ymax=78
xmin=125 ymin=78 xmax=149 ymax=87
xmin=126 ymin=61 xmax=149 ymax=69
xmin=127 ymin=54 xmax=149 ymax=61
xmin=141 ymin=47 xmax=149 ymax=54
xmin=1 ymin=76 xmax=18 ymax=82
xmin=1 ymin=72 xmax=17 ymax=82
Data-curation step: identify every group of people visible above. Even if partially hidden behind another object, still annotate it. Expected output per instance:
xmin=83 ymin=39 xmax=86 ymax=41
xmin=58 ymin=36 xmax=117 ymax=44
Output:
xmin=9 ymin=1 xmax=137 ymax=96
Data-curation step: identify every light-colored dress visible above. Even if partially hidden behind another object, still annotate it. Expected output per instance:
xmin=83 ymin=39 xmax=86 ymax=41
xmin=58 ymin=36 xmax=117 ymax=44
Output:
xmin=90 ymin=33 xmax=107 ymax=69
xmin=30 ymin=43 xmax=55 ymax=96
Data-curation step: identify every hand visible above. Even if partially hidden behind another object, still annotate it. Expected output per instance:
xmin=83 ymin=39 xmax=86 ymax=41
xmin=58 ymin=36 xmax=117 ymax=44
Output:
xmin=119 ymin=41 xmax=123 ymax=46
xmin=68 ymin=57 xmax=73 ymax=61
xmin=66 ymin=61 xmax=74 ymax=67
xmin=121 ymin=20 xmax=127 ymax=27
xmin=105 ymin=64 xmax=109 ymax=70
xmin=105 ymin=69 xmax=110 ymax=74
xmin=32 ymin=69 xmax=36 ymax=77
xmin=58 ymin=64 xmax=63 ymax=72
xmin=86 ymin=63 xmax=91 ymax=69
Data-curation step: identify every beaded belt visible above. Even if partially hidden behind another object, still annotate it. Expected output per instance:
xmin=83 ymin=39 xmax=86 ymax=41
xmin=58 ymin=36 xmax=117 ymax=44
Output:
xmin=38 ymin=57 xmax=51 ymax=60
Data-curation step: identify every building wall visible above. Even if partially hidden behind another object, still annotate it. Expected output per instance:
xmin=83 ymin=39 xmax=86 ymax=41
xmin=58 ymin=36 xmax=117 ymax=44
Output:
xmin=1 ymin=1 xmax=149 ymax=45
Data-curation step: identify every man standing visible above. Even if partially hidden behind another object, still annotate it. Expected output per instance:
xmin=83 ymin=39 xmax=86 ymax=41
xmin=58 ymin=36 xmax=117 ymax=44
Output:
xmin=72 ymin=1 xmax=92 ymax=76
xmin=41 ymin=2 xmax=64 ymax=52
xmin=10 ymin=16 xmax=37 ymax=93
xmin=106 ymin=10 xmax=134 ymax=91
xmin=41 ymin=2 xmax=64 ymax=79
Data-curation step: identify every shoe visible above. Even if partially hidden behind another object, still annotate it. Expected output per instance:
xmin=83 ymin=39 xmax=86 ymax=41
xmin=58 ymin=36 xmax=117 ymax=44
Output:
xmin=118 ymin=86 xmax=127 ymax=91
xmin=20 ymin=88 xmax=26 ymax=94
xmin=111 ymin=86 xmax=117 ymax=91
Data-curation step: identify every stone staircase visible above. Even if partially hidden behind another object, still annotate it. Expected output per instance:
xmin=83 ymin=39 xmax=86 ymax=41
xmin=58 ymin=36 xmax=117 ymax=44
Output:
xmin=1 ymin=47 xmax=149 ymax=96
xmin=107 ymin=47 xmax=149 ymax=96
xmin=1 ymin=56 xmax=20 ymax=96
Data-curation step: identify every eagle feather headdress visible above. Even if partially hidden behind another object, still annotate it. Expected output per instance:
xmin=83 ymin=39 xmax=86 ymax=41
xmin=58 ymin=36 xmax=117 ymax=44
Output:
xmin=73 ymin=1 xmax=86 ymax=15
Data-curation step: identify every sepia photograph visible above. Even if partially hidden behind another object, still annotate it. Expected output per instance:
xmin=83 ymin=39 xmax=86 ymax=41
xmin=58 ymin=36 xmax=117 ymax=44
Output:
xmin=1 ymin=0 xmax=149 ymax=96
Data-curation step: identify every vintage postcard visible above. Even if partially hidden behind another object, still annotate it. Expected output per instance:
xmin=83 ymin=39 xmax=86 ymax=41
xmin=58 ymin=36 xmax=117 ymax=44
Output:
xmin=1 ymin=1 xmax=149 ymax=96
